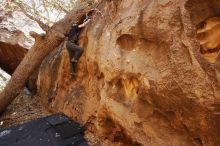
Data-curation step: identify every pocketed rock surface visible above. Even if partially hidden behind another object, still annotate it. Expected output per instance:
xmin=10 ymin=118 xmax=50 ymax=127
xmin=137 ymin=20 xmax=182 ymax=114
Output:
xmin=37 ymin=0 xmax=220 ymax=145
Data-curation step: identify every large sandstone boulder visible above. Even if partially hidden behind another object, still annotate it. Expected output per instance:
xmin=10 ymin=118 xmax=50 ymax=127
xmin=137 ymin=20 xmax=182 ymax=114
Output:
xmin=37 ymin=0 xmax=220 ymax=145
xmin=0 ymin=26 xmax=28 ymax=74
xmin=0 ymin=10 xmax=44 ymax=92
xmin=0 ymin=10 xmax=43 ymax=74
xmin=0 ymin=11 xmax=28 ymax=74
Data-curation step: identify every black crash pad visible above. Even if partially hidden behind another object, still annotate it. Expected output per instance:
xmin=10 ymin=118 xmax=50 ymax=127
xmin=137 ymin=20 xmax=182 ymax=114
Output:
xmin=0 ymin=113 xmax=89 ymax=146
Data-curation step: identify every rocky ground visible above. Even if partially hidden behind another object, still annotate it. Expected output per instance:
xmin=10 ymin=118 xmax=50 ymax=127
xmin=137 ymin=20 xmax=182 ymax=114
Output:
xmin=0 ymin=93 xmax=50 ymax=129
xmin=0 ymin=68 xmax=49 ymax=128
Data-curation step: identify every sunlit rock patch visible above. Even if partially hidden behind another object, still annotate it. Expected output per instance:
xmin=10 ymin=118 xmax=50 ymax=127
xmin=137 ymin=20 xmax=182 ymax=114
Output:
xmin=0 ymin=68 xmax=10 ymax=91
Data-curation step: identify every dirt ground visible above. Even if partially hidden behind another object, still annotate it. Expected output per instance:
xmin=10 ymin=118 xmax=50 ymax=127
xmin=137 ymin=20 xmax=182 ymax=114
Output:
xmin=0 ymin=91 xmax=50 ymax=129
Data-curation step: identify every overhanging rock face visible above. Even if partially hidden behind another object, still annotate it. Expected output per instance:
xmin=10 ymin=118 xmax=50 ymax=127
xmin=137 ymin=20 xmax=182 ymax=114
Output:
xmin=37 ymin=0 xmax=220 ymax=145
xmin=0 ymin=41 xmax=28 ymax=74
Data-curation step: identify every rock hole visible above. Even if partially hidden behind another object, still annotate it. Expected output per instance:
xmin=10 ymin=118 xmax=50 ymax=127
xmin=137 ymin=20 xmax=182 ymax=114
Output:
xmin=108 ymin=77 xmax=140 ymax=106
xmin=194 ymin=137 xmax=203 ymax=146
xmin=117 ymin=34 xmax=136 ymax=51
xmin=121 ymin=77 xmax=139 ymax=103
xmin=97 ymin=72 xmax=104 ymax=80
xmin=98 ymin=110 xmax=143 ymax=146
xmin=196 ymin=17 xmax=220 ymax=63
xmin=108 ymin=78 xmax=125 ymax=102
xmin=185 ymin=0 xmax=220 ymax=63
xmin=165 ymin=110 xmax=175 ymax=121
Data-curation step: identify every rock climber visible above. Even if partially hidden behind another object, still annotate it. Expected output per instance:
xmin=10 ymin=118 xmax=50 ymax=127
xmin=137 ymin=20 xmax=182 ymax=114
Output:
xmin=66 ymin=16 xmax=91 ymax=74
xmin=66 ymin=24 xmax=84 ymax=73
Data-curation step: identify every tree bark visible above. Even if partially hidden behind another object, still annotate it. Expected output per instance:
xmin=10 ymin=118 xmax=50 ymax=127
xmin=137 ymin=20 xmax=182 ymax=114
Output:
xmin=0 ymin=8 xmax=91 ymax=113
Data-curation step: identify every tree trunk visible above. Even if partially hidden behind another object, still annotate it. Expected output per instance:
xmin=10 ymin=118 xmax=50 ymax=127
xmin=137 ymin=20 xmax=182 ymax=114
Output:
xmin=0 ymin=8 xmax=90 ymax=113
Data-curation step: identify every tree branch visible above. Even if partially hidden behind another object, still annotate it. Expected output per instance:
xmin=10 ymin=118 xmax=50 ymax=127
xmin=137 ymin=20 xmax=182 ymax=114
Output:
xmin=53 ymin=1 xmax=69 ymax=14
xmin=42 ymin=0 xmax=50 ymax=21
xmin=29 ymin=31 xmax=46 ymax=42
xmin=13 ymin=1 xmax=50 ymax=32
xmin=52 ymin=5 xmax=94 ymax=34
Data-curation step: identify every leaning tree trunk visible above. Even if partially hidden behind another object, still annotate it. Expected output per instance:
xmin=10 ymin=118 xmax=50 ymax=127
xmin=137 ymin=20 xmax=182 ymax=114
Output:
xmin=0 ymin=8 xmax=91 ymax=113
